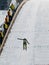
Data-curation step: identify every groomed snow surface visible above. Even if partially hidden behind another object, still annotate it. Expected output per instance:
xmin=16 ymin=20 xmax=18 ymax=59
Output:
xmin=0 ymin=0 xmax=49 ymax=65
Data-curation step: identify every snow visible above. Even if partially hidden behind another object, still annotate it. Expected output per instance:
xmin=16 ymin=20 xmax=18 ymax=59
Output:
xmin=0 ymin=11 xmax=7 ymax=26
xmin=0 ymin=0 xmax=49 ymax=65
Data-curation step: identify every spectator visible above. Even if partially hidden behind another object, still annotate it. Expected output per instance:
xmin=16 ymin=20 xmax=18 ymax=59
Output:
xmin=0 ymin=31 xmax=4 ymax=45
xmin=5 ymin=15 xmax=9 ymax=22
xmin=7 ymin=9 xmax=12 ymax=21
xmin=10 ymin=3 xmax=15 ymax=11
xmin=3 ymin=23 xmax=9 ymax=35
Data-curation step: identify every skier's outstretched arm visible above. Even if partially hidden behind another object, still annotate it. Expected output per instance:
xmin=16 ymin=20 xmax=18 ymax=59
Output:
xmin=17 ymin=38 xmax=23 ymax=40
xmin=26 ymin=40 xmax=30 ymax=44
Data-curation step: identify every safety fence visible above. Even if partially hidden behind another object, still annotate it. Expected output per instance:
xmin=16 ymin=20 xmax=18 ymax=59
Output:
xmin=0 ymin=0 xmax=28 ymax=55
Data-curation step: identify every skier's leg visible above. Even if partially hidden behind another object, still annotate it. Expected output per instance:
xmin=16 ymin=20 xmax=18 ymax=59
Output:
xmin=23 ymin=43 xmax=24 ymax=50
xmin=23 ymin=43 xmax=27 ymax=50
xmin=25 ymin=44 xmax=27 ymax=50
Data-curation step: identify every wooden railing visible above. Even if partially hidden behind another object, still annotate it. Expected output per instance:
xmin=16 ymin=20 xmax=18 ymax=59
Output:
xmin=0 ymin=0 xmax=28 ymax=55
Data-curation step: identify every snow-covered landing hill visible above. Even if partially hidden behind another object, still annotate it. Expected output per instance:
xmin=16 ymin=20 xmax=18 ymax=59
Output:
xmin=0 ymin=0 xmax=49 ymax=65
